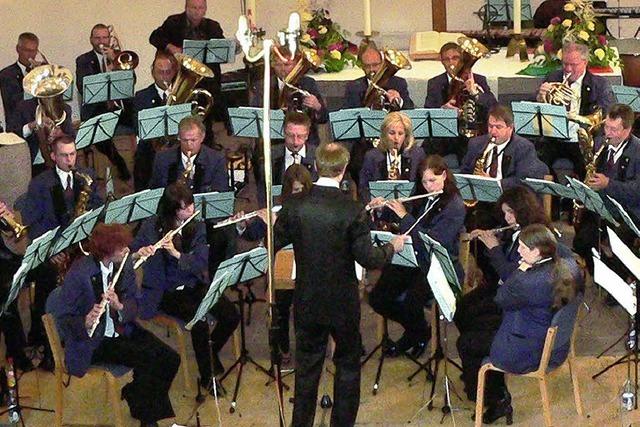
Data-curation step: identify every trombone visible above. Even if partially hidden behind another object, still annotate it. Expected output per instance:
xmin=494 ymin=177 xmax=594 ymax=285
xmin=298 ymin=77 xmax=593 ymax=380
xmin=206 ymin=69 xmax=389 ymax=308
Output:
xmin=99 ymin=25 xmax=139 ymax=71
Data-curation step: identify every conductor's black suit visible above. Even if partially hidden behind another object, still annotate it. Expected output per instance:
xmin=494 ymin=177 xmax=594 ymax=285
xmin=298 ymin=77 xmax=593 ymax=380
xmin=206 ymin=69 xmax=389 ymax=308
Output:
xmin=274 ymin=181 xmax=394 ymax=426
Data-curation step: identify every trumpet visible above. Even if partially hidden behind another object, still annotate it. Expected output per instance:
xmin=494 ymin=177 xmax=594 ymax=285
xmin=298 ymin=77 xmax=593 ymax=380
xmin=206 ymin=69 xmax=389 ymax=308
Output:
xmin=365 ymin=190 xmax=443 ymax=212
xmin=0 ymin=211 xmax=28 ymax=240
xmin=213 ymin=205 xmax=282 ymax=229
xmin=461 ymin=223 xmax=520 ymax=242
xmin=133 ymin=210 xmax=200 ymax=269
xmin=87 ymin=249 xmax=130 ymax=338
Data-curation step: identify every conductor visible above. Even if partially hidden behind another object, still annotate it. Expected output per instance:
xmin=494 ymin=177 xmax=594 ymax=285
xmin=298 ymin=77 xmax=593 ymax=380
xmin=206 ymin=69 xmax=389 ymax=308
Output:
xmin=274 ymin=142 xmax=406 ymax=426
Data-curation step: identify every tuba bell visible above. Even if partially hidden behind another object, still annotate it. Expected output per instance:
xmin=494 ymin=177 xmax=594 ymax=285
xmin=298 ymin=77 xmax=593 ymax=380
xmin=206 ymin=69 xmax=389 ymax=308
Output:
xmin=167 ymin=53 xmax=215 ymax=117
xmin=363 ymin=48 xmax=412 ymax=111
xmin=274 ymin=46 xmax=322 ymax=111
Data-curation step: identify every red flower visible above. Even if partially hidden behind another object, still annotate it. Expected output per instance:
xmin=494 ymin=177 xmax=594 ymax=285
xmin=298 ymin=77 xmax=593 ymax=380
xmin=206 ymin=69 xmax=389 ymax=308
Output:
xmin=543 ymin=39 xmax=554 ymax=53
xmin=550 ymin=16 xmax=561 ymax=25
xmin=347 ymin=43 xmax=358 ymax=55
xmin=307 ymin=28 xmax=319 ymax=39
xmin=598 ymin=35 xmax=607 ymax=46
xmin=328 ymin=42 xmax=343 ymax=52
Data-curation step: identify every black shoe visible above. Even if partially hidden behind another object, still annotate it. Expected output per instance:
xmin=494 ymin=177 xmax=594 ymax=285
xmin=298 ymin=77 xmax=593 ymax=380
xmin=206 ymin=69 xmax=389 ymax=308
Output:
xmin=383 ymin=335 xmax=415 ymax=358
xmin=482 ymin=390 xmax=513 ymax=425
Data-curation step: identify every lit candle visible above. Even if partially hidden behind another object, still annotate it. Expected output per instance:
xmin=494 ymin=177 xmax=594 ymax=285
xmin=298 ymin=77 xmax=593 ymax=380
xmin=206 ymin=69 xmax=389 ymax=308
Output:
xmin=364 ymin=0 xmax=372 ymax=36
xmin=247 ymin=0 xmax=257 ymax=26
xmin=513 ymin=0 xmax=522 ymax=34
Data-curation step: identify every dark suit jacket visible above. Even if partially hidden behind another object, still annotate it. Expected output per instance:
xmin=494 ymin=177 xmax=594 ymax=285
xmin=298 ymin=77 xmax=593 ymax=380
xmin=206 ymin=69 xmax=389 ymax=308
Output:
xmin=595 ymin=134 xmax=640 ymax=220
xmin=544 ymin=70 xmax=614 ymax=115
xmin=131 ymin=216 xmax=208 ymax=319
xmin=343 ymin=75 xmax=415 ymax=110
xmin=0 ymin=63 xmax=25 ymax=124
xmin=149 ymin=12 xmax=223 ymax=88
xmin=47 ymin=255 xmax=138 ymax=377
xmin=461 ymin=133 xmax=544 ymax=190
xmin=134 ymin=83 xmax=164 ymax=112
xmin=398 ymin=193 xmax=466 ymax=281
xmin=359 ymin=146 xmax=426 ymax=201
xmin=22 ymin=167 xmax=102 ymax=239
xmin=7 ymin=98 xmax=75 ymax=162
xmin=424 ymin=72 xmax=497 ymax=114
xmin=149 ymin=145 xmax=230 ymax=193
xmin=274 ymin=184 xmax=394 ymax=325
xmin=249 ymin=75 xmax=328 ymax=146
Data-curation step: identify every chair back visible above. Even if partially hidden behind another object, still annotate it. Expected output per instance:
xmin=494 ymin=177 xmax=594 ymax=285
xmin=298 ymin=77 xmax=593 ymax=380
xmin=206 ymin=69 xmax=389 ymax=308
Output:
xmin=42 ymin=313 xmax=65 ymax=373
xmin=274 ymin=249 xmax=295 ymax=289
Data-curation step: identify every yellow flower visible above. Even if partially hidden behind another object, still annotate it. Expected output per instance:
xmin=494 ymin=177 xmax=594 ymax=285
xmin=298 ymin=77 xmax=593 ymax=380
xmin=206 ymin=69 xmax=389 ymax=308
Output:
xmin=547 ymin=24 xmax=555 ymax=32
xmin=556 ymin=49 xmax=563 ymax=61
xmin=301 ymin=11 xmax=313 ymax=22
xmin=578 ymin=30 xmax=590 ymax=41
xmin=564 ymin=3 xmax=576 ymax=12
xmin=587 ymin=21 xmax=595 ymax=31
xmin=329 ymin=49 xmax=341 ymax=60
xmin=594 ymin=48 xmax=605 ymax=61
xmin=301 ymin=33 xmax=311 ymax=43
xmin=318 ymin=25 xmax=328 ymax=34
xmin=562 ymin=19 xmax=572 ymax=28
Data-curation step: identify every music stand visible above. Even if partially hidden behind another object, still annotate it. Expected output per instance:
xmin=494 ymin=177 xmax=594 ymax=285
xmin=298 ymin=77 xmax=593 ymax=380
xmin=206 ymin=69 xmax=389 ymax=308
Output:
xmin=193 ymin=191 xmax=235 ymax=221
xmin=404 ymin=108 xmax=459 ymax=144
xmin=228 ymin=107 xmax=285 ymax=139
xmin=612 ymin=85 xmax=640 ymax=113
xmin=82 ymin=70 xmax=134 ymax=105
xmin=183 ymin=39 xmax=237 ymax=64
xmin=75 ymin=111 xmax=122 ymax=150
xmin=409 ymin=232 xmax=462 ymax=423
xmin=137 ymin=104 xmax=193 ymax=141
xmin=48 ymin=207 xmax=104 ymax=257
xmin=454 ymin=173 xmax=503 ymax=203
xmin=103 ymin=188 xmax=164 ymax=224
xmin=565 ymin=177 xmax=619 ymax=226
xmin=512 ymin=101 xmax=570 ymax=140
xmin=369 ymin=180 xmax=415 ymax=200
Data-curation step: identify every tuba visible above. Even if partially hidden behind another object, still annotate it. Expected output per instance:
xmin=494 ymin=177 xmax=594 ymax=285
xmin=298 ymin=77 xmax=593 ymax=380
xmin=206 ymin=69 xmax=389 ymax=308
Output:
xmin=167 ymin=54 xmax=215 ymax=117
xmin=103 ymin=25 xmax=139 ymax=70
xmin=274 ymin=46 xmax=322 ymax=111
xmin=448 ymin=37 xmax=489 ymax=138
xmin=23 ymin=64 xmax=73 ymax=167
xmin=363 ymin=48 xmax=411 ymax=111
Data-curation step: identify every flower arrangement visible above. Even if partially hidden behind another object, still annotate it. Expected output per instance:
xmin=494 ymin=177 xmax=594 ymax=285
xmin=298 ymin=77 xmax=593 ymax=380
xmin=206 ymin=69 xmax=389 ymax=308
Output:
xmin=298 ymin=7 xmax=358 ymax=73
xmin=520 ymin=0 xmax=619 ymax=75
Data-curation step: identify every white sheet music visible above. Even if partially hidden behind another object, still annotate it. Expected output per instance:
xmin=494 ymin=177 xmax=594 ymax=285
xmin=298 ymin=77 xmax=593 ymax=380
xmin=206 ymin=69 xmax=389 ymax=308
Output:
xmin=427 ymin=252 xmax=456 ymax=321
xmin=607 ymin=227 xmax=640 ymax=281
xmin=593 ymin=250 xmax=636 ymax=316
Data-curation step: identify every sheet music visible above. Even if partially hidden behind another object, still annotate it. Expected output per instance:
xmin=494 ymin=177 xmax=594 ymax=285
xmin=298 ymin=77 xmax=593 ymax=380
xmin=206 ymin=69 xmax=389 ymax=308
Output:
xmin=607 ymin=226 xmax=640 ymax=281
xmin=427 ymin=252 xmax=456 ymax=321
xmin=593 ymin=251 xmax=636 ymax=316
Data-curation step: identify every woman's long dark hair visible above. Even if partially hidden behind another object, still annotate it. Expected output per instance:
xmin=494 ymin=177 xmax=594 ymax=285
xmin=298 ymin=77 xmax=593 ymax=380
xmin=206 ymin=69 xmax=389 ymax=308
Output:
xmin=156 ymin=183 xmax=196 ymax=245
xmin=496 ymin=186 xmax=549 ymax=228
xmin=282 ymin=164 xmax=313 ymax=202
xmin=414 ymin=155 xmax=459 ymax=202
xmin=519 ymin=224 xmax=580 ymax=310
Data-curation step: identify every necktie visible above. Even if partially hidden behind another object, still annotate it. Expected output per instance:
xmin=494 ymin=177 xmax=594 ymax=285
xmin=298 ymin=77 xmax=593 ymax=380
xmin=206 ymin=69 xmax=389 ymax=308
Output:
xmin=162 ymin=91 xmax=168 ymax=103
xmin=64 ymin=174 xmax=74 ymax=199
xmin=292 ymin=152 xmax=300 ymax=165
xmin=488 ymin=146 xmax=499 ymax=178
xmin=606 ymin=149 xmax=615 ymax=172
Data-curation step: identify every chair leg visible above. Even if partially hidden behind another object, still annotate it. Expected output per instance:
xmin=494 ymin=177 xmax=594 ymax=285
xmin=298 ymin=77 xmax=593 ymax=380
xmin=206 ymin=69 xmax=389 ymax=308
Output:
xmin=568 ymin=357 xmax=584 ymax=416
xmin=376 ymin=314 xmax=384 ymax=343
xmin=475 ymin=365 xmax=489 ymax=427
xmin=106 ymin=373 xmax=125 ymax=427
xmin=54 ymin=369 xmax=64 ymax=427
xmin=173 ymin=326 xmax=194 ymax=393
xmin=539 ymin=377 xmax=553 ymax=427
xmin=233 ymin=328 xmax=241 ymax=359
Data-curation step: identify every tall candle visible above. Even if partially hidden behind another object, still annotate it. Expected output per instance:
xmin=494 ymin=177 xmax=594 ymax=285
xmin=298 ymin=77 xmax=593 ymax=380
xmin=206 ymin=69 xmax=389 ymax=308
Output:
xmin=513 ymin=0 xmax=522 ymax=34
xmin=247 ymin=0 xmax=257 ymax=26
xmin=364 ymin=0 xmax=372 ymax=36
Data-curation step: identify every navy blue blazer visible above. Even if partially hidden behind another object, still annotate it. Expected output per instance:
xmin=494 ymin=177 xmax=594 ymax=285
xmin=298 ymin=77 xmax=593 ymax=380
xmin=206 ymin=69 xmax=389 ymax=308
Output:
xmin=149 ymin=145 xmax=230 ymax=193
xmin=47 ymin=255 xmax=138 ymax=377
xmin=461 ymin=134 xmax=544 ymax=190
xmin=544 ymin=70 xmax=614 ymax=115
xmin=0 ymin=63 xmax=25 ymax=125
xmin=22 ymin=167 xmax=102 ymax=239
xmin=343 ymin=75 xmax=415 ymax=110
xmin=131 ymin=216 xmax=209 ymax=319
xmin=424 ymin=72 xmax=497 ymax=113
xmin=134 ymin=83 xmax=164 ymax=112
xmin=595 ymin=134 xmax=640 ymax=220
xmin=398 ymin=193 xmax=466 ymax=281
xmin=359 ymin=146 xmax=426 ymax=202
xmin=6 ymin=98 xmax=75 ymax=162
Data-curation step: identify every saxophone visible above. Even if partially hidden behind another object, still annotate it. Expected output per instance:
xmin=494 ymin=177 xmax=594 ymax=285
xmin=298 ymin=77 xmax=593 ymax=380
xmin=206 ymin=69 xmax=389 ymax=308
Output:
xmin=465 ymin=137 xmax=495 ymax=208
xmin=574 ymin=137 xmax=608 ymax=225
xmin=72 ymin=170 xmax=94 ymax=219
xmin=388 ymin=149 xmax=400 ymax=180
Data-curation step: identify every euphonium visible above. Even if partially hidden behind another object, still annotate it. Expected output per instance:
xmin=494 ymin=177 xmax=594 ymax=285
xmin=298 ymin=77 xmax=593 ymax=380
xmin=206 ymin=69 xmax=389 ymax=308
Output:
xmin=542 ymin=73 xmax=574 ymax=107
xmin=275 ymin=46 xmax=322 ymax=111
xmin=363 ymin=48 xmax=411 ymax=111
xmin=103 ymin=25 xmax=139 ymax=70
xmin=168 ymin=54 xmax=215 ymax=117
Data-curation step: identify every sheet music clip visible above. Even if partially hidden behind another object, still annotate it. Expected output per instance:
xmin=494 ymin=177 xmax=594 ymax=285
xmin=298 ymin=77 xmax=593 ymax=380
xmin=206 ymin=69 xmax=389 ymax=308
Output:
xmin=76 ymin=110 xmax=122 ymax=150
xmin=49 ymin=207 xmax=105 ymax=257
xmin=371 ymin=231 xmax=418 ymax=267
xmin=103 ymin=188 xmax=164 ymax=224
xmin=512 ymin=101 xmax=569 ymax=139
xmin=612 ymin=85 xmax=640 ymax=113
xmin=403 ymin=108 xmax=458 ymax=139
xmin=82 ymin=70 xmax=135 ymax=105
xmin=369 ymin=180 xmax=415 ymax=200
xmin=137 ymin=104 xmax=193 ymax=140
xmin=183 ymin=38 xmax=237 ymax=64
xmin=454 ymin=173 xmax=502 ymax=203
xmin=228 ymin=107 xmax=285 ymax=139
xmin=193 ymin=191 xmax=235 ymax=220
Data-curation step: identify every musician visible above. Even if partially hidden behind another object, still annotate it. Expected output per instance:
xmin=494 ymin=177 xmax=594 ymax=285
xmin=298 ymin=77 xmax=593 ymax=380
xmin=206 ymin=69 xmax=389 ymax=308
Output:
xmin=368 ymin=155 xmax=465 ymax=357
xmin=76 ymin=23 xmax=134 ymax=181
xmin=254 ymin=112 xmax=317 ymax=206
xmin=274 ymin=142 xmax=404 ymax=426
xmin=131 ymin=183 xmax=240 ymax=392
xmin=536 ymin=41 xmax=614 ymax=180
xmin=248 ymin=45 xmax=328 ymax=146
xmin=49 ymin=223 xmax=180 ymax=427
xmin=22 ymin=135 xmax=101 ymax=369
xmin=424 ymin=42 xmax=497 ymax=161
xmin=574 ymin=103 xmax=640 ymax=272
xmin=133 ymin=52 xmax=178 ymax=191
xmin=359 ymin=111 xmax=426 ymax=201
xmin=458 ymin=224 xmax=581 ymax=424
xmin=0 ymin=33 xmax=39 ymax=126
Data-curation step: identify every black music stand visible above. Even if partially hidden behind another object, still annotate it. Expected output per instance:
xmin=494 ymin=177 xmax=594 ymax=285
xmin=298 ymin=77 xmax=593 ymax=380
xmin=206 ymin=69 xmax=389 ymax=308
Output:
xmin=75 ymin=111 xmax=121 ymax=150
xmin=82 ymin=70 xmax=134 ymax=105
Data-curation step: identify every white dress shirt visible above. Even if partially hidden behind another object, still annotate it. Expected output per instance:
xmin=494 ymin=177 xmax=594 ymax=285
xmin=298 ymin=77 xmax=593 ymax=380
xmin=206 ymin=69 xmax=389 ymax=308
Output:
xmin=99 ymin=261 xmax=118 ymax=338
xmin=284 ymin=145 xmax=306 ymax=171
xmin=482 ymin=140 xmax=510 ymax=179
xmin=56 ymin=166 xmax=74 ymax=190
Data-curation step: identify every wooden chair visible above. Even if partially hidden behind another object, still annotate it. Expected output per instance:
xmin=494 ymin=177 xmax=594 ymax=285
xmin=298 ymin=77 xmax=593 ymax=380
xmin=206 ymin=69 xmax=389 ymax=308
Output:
xmin=474 ymin=299 xmax=583 ymax=427
xmin=543 ymin=174 xmax=554 ymax=222
xmin=42 ymin=313 xmax=132 ymax=427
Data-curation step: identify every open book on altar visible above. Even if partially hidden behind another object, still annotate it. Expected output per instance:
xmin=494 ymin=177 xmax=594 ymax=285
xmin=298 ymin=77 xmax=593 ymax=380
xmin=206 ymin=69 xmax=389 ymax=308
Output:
xmin=409 ymin=31 xmax=465 ymax=61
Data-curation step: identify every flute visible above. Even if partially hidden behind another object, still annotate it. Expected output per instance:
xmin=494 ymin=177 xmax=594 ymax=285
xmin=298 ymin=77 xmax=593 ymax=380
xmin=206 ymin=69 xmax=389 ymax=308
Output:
xmin=461 ymin=223 xmax=520 ymax=241
xmin=88 ymin=249 xmax=130 ymax=338
xmin=213 ymin=206 xmax=282 ymax=229
xmin=133 ymin=210 xmax=200 ymax=270
xmin=365 ymin=190 xmax=443 ymax=212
